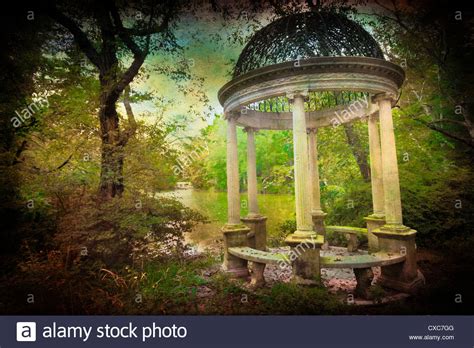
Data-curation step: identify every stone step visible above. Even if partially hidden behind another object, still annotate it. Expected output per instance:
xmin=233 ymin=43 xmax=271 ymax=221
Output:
xmin=320 ymin=252 xmax=406 ymax=269
xmin=228 ymin=247 xmax=288 ymax=265
xmin=326 ymin=225 xmax=368 ymax=235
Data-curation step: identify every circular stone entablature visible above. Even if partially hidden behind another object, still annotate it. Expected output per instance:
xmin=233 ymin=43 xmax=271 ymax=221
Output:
xmin=218 ymin=11 xmax=405 ymax=129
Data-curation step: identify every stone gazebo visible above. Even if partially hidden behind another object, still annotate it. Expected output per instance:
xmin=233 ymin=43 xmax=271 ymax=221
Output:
xmin=217 ymin=11 xmax=424 ymax=297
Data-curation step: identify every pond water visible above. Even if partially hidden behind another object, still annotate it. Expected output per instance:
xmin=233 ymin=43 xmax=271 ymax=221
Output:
xmin=160 ymin=189 xmax=296 ymax=249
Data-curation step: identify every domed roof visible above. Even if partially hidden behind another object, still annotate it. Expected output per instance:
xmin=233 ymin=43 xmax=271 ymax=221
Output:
xmin=233 ymin=11 xmax=384 ymax=78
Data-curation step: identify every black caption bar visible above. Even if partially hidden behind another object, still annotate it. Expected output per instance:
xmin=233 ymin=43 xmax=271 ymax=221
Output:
xmin=1 ymin=316 xmax=473 ymax=347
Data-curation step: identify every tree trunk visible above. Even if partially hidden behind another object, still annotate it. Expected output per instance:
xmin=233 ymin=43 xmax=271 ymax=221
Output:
xmin=343 ymin=123 xmax=371 ymax=182
xmin=47 ymin=2 xmax=163 ymax=201
xmin=98 ymin=81 xmax=124 ymax=200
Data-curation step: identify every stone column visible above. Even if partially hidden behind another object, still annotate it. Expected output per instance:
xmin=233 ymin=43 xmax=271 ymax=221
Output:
xmin=368 ymin=112 xmax=385 ymax=218
xmin=308 ymin=129 xmax=327 ymax=240
xmin=290 ymin=93 xmax=313 ymax=234
xmin=377 ymin=96 xmax=403 ymax=226
xmin=372 ymin=94 xmax=423 ymax=293
xmin=241 ymin=127 xmax=267 ymax=251
xmin=222 ymin=113 xmax=250 ymax=278
xmin=245 ymin=127 xmax=259 ymax=217
xmin=226 ymin=116 xmax=241 ymax=225
xmin=364 ymin=111 xmax=385 ymax=251
xmin=285 ymin=92 xmax=323 ymax=284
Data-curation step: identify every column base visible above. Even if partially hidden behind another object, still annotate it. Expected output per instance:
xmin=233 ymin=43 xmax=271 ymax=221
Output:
xmin=373 ymin=224 xmax=424 ymax=294
xmin=377 ymin=270 xmax=425 ymax=294
xmin=221 ymin=224 xmax=251 ymax=278
xmin=241 ymin=215 xmax=267 ymax=251
xmin=364 ymin=214 xmax=385 ymax=252
xmin=285 ymin=233 xmax=324 ymax=284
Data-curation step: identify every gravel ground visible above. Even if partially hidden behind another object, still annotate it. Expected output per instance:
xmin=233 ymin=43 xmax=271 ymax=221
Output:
xmin=262 ymin=246 xmax=381 ymax=294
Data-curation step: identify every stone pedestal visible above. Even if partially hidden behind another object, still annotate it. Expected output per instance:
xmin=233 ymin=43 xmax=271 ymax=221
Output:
xmin=311 ymin=211 xmax=327 ymax=235
xmin=222 ymin=224 xmax=251 ymax=278
xmin=311 ymin=211 xmax=328 ymax=249
xmin=364 ymin=214 xmax=385 ymax=252
xmin=241 ymin=215 xmax=267 ymax=251
xmin=373 ymin=225 xmax=424 ymax=293
xmin=285 ymin=234 xmax=324 ymax=284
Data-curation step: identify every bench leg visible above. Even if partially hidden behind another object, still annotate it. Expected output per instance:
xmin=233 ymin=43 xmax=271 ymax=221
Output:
xmin=346 ymin=234 xmax=359 ymax=252
xmin=249 ymin=262 xmax=266 ymax=288
xmin=354 ymin=267 xmax=374 ymax=299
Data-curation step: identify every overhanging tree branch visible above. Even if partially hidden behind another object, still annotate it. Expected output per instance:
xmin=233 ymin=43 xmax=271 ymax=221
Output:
xmin=109 ymin=2 xmax=144 ymax=57
xmin=49 ymin=153 xmax=73 ymax=172
xmin=429 ymin=119 xmax=467 ymax=127
xmin=373 ymin=0 xmax=446 ymax=69
xmin=412 ymin=118 xmax=474 ymax=148
xmin=46 ymin=5 xmax=102 ymax=68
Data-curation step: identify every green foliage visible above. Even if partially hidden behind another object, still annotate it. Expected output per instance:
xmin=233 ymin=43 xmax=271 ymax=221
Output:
xmin=275 ymin=218 xmax=368 ymax=248
xmin=260 ymin=282 xmax=343 ymax=314
xmin=187 ymin=118 xmax=296 ymax=193
xmin=368 ymin=285 xmax=386 ymax=304
xmin=137 ymin=260 xmax=209 ymax=310
xmin=124 ymin=119 xmax=180 ymax=193
xmin=324 ymin=181 xmax=372 ymax=228
xmin=270 ymin=219 xmax=295 ymax=247
xmin=51 ymin=192 xmax=206 ymax=267
xmin=400 ymin=163 xmax=474 ymax=246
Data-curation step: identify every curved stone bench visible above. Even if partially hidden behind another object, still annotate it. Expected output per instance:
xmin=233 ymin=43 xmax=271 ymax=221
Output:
xmin=228 ymin=247 xmax=289 ymax=287
xmin=321 ymin=252 xmax=406 ymax=298
xmin=228 ymin=247 xmax=288 ymax=264
xmin=325 ymin=226 xmax=368 ymax=252
xmin=320 ymin=252 xmax=405 ymax=268
xmin=228 ymin=246 xmax=407 ymax=299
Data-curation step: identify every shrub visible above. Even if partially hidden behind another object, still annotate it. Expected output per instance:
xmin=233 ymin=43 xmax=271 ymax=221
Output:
xmin=260 ymin=282 xmax=343 ymax=314
xmin=269 ymin=219 xmax=295 ymax=246
xmin=52 ymin=191 xmax=206 ymax=268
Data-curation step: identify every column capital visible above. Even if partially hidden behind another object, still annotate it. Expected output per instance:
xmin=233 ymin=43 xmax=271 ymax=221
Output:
xmin=243 ymin=126 xmax=257 ymax=133
xmin=225 ymin=110 xmax=241 ymax=120
xmin=369 ymin=112 xmax=380 ymax=120
xmin=371 ymin=92 xmax=397 ymax=105
xmin=287 ymin=89 xmax=309 ymax=101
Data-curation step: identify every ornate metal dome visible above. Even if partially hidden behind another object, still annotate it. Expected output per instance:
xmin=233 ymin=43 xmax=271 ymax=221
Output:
xmin=233 ymin=11 xmax=384 ymax=77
